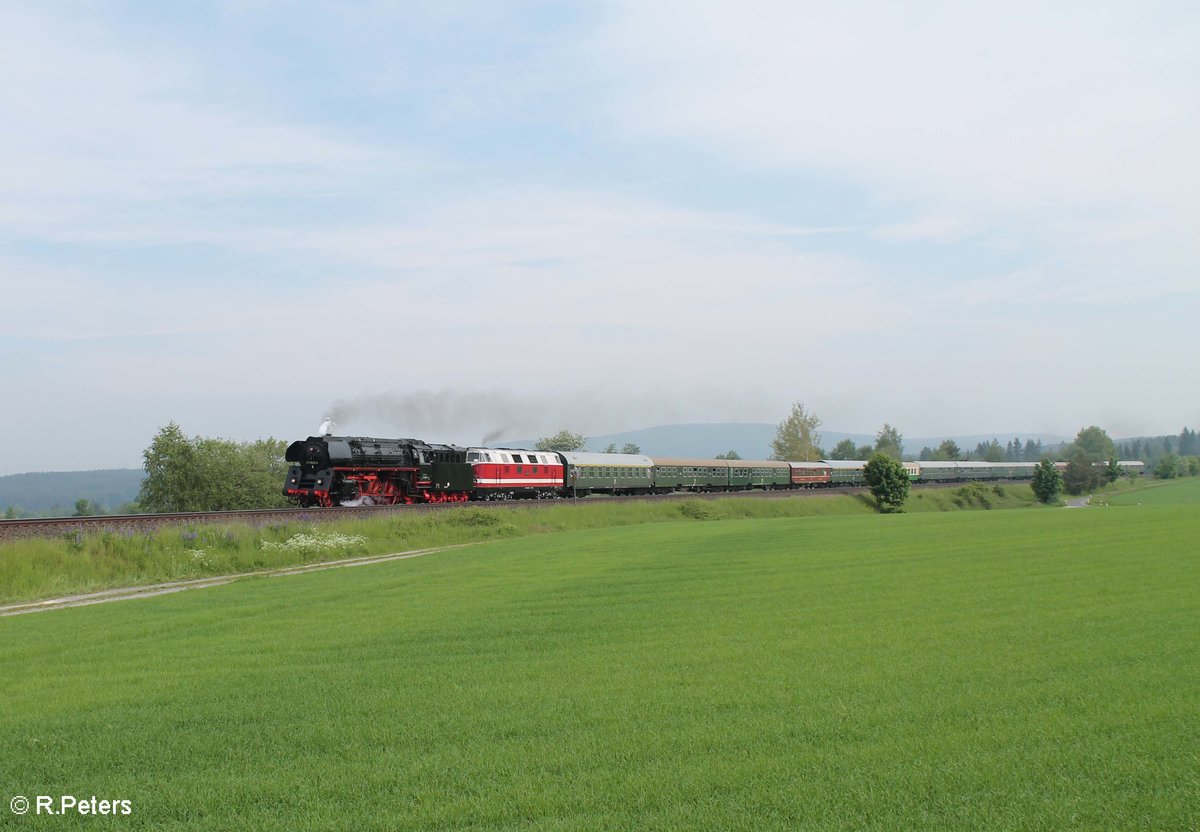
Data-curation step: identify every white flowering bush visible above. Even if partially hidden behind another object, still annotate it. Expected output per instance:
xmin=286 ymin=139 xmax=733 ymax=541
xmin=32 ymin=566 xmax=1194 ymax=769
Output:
xmin=260 ymin=532 xmax=368 ymax=555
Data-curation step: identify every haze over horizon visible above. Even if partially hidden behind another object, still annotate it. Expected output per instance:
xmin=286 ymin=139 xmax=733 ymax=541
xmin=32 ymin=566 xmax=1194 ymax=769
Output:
xmin=2 ymin=2 xmax=1197 ymax=474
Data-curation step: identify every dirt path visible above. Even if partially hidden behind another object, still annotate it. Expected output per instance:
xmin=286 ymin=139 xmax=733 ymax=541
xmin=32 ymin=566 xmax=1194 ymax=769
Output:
xmin=0 ymin=545 xmax=470 ymax=617
xmin=1065 ymin=495 xmax=1091 ymax=508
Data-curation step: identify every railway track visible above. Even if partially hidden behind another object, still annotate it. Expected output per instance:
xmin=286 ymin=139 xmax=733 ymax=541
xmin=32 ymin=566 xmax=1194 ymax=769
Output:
xmin=0 ymin=486 xmax=880 ymax=542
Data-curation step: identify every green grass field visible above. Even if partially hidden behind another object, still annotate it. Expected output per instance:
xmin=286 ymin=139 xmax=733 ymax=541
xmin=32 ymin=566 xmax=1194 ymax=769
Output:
xmin=1101 ymin=475 xmax=1200 ymax=506
xmin=2 ymin=505 xmax=1196 ymax=829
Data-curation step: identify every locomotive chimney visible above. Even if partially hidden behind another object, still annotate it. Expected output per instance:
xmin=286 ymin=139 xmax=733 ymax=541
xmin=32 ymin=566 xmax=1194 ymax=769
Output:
xmin=317 ymin=416 xmax=335 ymax=436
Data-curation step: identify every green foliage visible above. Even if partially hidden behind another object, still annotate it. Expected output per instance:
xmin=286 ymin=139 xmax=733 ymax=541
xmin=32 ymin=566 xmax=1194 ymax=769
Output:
xmin=1063 ymin=449 xmax=1102 ymax=496
xmin=1155 ymin=453 xmax=1179 ymax=479
xmin=535 ymin=429 xmax=588 ymax=452
xmin=602 ymin=443 xmax=618 ymax=453
xmin=771 ymin=401 xmax=823 ymax=461
xmin=1031 ymin=458 xmax=1064 ymax=503
xmin=714 ymin=450 xmax=742 ymax=460
xmin=621 ymin=443 xmax=641 ymax=455
xmin=138 ymin=422 xmax=290 ymax=512
xmin=1074 ymin=425 xmax=1116 ymax=462
xmin=974 ymin=439 xmax=1005 ymax=463
xmin=829 ymin=438 xmax=857 ymax=460
xmin=874 ymin=423 xmax=904 ymax=460
xmin=863 ymin=451 xmax=910 ymax=512
xmin=72 ymin=498 xmax=99 ymax=517
xmin=934 ymin=439 xmax=961 ymax=461
xmin=677 ymin=499 xmax=722 ymax=520
xmin=952 ymin=483 xmax=994 ymax=509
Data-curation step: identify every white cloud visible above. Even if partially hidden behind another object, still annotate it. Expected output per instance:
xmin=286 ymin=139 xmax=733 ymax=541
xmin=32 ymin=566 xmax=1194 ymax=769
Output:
xmin=0 ymin=7 xmax=395 ymax=218
xmin=595 ymin=0 xmax=1200 ymax=299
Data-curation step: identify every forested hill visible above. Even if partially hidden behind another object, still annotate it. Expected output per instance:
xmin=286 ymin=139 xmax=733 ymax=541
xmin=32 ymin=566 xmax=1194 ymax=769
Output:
xmin=0 ymin=469 xmax=144 ymax=514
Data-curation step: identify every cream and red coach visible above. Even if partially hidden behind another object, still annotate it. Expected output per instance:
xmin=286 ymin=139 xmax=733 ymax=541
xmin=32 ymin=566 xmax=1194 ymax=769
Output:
xmin=465 ymin=448 xmax=566 ymax=499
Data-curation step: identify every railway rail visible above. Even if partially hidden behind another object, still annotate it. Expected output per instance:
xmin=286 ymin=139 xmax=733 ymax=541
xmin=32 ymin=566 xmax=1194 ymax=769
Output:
xmin=0 ymin=485 xmax=879 ymax=542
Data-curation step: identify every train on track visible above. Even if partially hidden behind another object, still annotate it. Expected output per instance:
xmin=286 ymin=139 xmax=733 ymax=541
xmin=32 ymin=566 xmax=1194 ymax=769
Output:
xmin=283 ymin=435 xmax=1146 ymax=507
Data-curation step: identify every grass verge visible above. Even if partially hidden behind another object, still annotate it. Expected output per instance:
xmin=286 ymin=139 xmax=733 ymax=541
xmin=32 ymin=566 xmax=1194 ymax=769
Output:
xmin=1 ymin=486 xmax=1041 ymax=605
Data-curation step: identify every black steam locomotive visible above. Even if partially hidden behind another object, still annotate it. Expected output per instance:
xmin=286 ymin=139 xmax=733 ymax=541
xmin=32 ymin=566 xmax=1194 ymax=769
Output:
xmin=283 ymin=436 xmax=474 ymax=506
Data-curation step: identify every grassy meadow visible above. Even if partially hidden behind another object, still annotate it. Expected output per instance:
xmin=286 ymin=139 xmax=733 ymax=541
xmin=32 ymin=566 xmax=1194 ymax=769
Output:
xmin=0 ymin=485 xmax=1040 ymax=605
xmin=1100 ymin=474 xmax=1200 ymax=506
xmin=1 ymin=505 xmax=1196 ymax=830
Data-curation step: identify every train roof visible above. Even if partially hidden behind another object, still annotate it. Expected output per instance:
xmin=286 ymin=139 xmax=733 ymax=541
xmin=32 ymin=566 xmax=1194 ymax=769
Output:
xmin=649 ymin=457 xmax=731 ymax=468
xmin=560 ymin=452 xmax=655 ymax=466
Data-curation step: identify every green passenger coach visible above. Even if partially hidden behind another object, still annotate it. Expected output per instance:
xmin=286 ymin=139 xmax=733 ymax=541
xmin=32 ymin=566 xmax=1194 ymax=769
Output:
xmin=651 ymin=458 xmax=731 ymax=492
xmin=560 ymin=452 xmax=655 ymax=495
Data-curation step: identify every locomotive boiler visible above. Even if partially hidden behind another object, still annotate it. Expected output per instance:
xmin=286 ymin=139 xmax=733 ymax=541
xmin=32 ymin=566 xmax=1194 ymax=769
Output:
xmin=283 ymin=436 xmax=474 ymax=506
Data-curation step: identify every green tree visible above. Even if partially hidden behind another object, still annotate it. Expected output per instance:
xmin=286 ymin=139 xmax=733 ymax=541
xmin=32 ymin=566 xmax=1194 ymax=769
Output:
xmin=535 ymin=430 xmax=588 ymax=452
xmin=1154 ymin=453 xmax=1179 ymax=479
xmin=1031 ymin=459 xmax=1063 ymax=504
xmin=771 ymin=402 xmax=823 ymax=461
xmin=1063 ymin=449 xmax=1101 ymax=495
xmin=873 ymin=423 xmax=904 ymax=460
xmin=863 ymin=452 xmax=910 ymax=513
xmin=1074 ymin=426 xmax=1115 ymax=461
xmin=1023 ymin=439 xmax=1043 ymax=462
xmin=139 ymin=423 xmax=290 ymax=512
xmin=829 ymin=439 xmax=857 ymax=460
xmin=73 ymin=498 xmax=99 ymax=517
xmin=602 ymin=443 xmax=618 ymax=454
xmin=621 ymin=443 xmax=641 ymax=455
xmin=1178 ymin=427 xmax=1198 ymax=456
xmin=714 ymin=450 xmax=742 ymax=460
xmin=975 ymin=439 xmax=1005 ymax=463
xmin=856 ymin=444 xmax=874 ymax=459
xmin=933 ymin=439 xmax=961 ymax=461
xmin=139 ymin=422 xmax=200 ymax=512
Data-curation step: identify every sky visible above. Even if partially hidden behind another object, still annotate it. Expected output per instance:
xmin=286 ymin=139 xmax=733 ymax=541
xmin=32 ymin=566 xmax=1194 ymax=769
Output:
xmin=1 ymin=1 xmax=1197 ymax=474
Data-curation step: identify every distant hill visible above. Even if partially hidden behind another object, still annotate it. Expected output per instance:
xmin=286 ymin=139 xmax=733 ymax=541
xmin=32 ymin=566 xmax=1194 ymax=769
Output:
xmin=501 ymin=423 xmax=1070 ymax=459
xmin=0 ymin=469 xmax=144 ymax=515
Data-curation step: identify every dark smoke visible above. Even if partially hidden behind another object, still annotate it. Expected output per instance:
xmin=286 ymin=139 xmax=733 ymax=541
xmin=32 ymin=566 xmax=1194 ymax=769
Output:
xmin=327 ymin=388 xmax=773 ymax=446
xmin=329 ymin=391 xmax=562 ymax=445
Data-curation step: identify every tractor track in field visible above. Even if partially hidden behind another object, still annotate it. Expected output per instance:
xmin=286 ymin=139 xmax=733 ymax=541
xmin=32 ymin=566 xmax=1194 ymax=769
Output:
xmin=0 ymin=544 xmax=472 ymax=617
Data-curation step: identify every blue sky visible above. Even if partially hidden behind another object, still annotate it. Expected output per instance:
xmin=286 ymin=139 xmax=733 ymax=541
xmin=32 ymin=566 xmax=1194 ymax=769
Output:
xmin=2 ymin=1 xmax=1197 ymax=473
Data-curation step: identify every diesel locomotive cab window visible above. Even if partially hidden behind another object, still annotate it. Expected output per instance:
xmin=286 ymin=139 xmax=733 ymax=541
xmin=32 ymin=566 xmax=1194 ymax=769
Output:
xmin=512 ymin=454 xmax=524 ymax=463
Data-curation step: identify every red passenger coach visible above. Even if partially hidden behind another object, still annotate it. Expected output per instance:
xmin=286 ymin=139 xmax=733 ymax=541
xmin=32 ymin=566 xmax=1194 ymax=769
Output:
xmin=789 ymin=461 xmax=832 ymax=488
xmin=466 ymin=448 xmax=566 ymax=499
